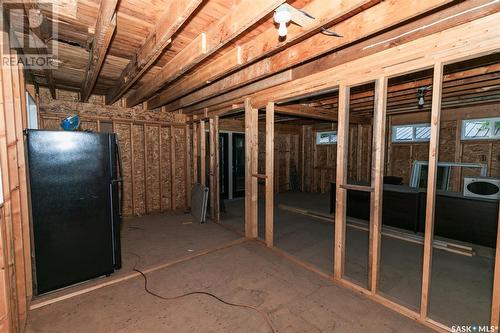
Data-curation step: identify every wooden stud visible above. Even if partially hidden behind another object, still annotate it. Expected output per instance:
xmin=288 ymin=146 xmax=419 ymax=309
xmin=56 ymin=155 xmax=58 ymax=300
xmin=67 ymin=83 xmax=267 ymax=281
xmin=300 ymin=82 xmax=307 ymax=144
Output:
xmin=1 ymin=53 xmax=27 ymax=326
xmin=334 ymin=82 xmax=349 ymax=279
xmin=143 ymin=125 xmax=149 ymax=214
xmin=158 ymin=125 xmax=163 ymax=212
xmin=199 ymin=120 xmax=206 ymax=186
xmin=185 ymin=124 xmax=192 ymax=208
xmin=209 ymin=117 xmax=219 ymax=222
xmin=491 ymin=206 xmax=500 ymax=327
xmin=170 ymin=126 xmax=176 ymax=210
xmin=244 ymin=99 xmax=258 ymax=238
xmin=420 ymin=62 xmax=444 ymax=319
xmin=214 ymin=117 xmax=220 ymax=222
xmin=193 ymin=123 xmax=199 ymax=184
xmin=13 ymin=62 xmax=32 ymax=304
xmin=369 ymin=77 xmax=388 ymax=293
xmin=265 ymin=102 xmax=275 ymax=247
xmin=130 ymin=124 xmax=136 ymax=215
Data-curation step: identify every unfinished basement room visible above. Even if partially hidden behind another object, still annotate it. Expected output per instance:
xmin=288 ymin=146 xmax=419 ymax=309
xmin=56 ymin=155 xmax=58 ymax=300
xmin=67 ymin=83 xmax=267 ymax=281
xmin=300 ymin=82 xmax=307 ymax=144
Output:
xmin=0 ymin=0 xmax=499 ymax=332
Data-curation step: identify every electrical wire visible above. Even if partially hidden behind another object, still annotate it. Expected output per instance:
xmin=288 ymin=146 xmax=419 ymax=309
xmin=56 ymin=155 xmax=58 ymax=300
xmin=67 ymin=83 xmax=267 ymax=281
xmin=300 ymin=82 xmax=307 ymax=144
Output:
xmin=129 ymin=253 xmax=277 ymax=333
xmin=297 ymin=9 xmax=342 ymax=37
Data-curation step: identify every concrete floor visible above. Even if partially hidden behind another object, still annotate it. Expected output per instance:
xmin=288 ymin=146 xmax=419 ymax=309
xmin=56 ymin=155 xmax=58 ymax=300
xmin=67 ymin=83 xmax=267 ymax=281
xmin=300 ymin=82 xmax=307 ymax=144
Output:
xmin=26 ymin=232 xmax=434 ymax=332
xmin=221 ymin=191 xmax=496 ymax=328
xmin=29 ymin=212 xmax=241 ymax=309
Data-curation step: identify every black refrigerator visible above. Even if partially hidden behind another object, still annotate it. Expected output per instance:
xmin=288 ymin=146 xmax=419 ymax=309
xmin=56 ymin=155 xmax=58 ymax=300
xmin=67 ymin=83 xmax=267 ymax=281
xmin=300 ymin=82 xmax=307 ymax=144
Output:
xmin=26 ymin=130 xmax=122 ymax=294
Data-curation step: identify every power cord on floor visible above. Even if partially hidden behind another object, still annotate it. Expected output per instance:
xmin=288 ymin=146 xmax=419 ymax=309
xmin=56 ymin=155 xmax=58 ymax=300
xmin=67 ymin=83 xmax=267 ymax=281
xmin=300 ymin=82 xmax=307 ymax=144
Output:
xmin=128 ymin=252 xmax=277 ymax=333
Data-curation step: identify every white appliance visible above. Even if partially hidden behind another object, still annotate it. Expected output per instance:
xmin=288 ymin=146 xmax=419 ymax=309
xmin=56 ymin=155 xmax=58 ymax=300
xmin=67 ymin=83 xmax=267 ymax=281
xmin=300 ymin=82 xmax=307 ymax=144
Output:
xmin=463 ymin=177 xmax=500 ymax=200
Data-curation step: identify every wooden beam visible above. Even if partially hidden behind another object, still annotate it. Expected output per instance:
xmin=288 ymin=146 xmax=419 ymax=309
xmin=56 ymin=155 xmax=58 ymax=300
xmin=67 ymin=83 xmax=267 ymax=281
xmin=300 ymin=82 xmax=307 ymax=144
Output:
xmin=334 ymin=82 xmax=349 ymax=279
xmin=185 ymin=0 xmax=499 ymax=116
xmin=368 ymin=77 xmax=387 ymax=293
xmin=154 ymin=0 xmax=454 ymax=111
xmin=265 ymin=102 xmax=274 ymax=247
xmin=127 ymin=0 xmax=286 ymax=107
xmin=22 ymin=3 xmax=56 ymax=99
xmin=80 ymin=0 xmax=118 ymax=102
xmin=199 ymin=120 xmax=206 ymax=186
xmin=165 ymin=69 xmax=293 ymax=113
xmin=275 ymin=104 xmax=368 ymax=123
xmin=244 ymin=99 xmax=258 ymax=238
xmin=420 ymin=62 xmax=444 ymax=319
xmin=231 ymin=11 xmax=500 ymax=112
xmin=105 ymin=0 xmax=203 ymax=105
xmin=147 ymin=0 xmax=381 ymax=110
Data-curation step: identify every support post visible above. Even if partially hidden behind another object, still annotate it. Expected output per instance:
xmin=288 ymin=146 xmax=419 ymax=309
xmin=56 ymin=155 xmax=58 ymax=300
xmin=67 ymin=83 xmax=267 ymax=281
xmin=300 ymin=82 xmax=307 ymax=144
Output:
xmin=420 ymin=62 xmax=443 ymax=319
xmin=369 ymin=77 xmax=387 ymax=293
xmin=245 ymin=98 xmax=258 ymax=238
xmin=193 ymin=123 xmax=199 ymax=183
xmin=265 ymin=102 xmax=274 ymax=247
xmin=334 ymin=82 xmax=349 ymax=279
xmin=199 ymin=120 xmax=206 ymax=186
xmin=209 ymin=117 xmax=220 ymax=222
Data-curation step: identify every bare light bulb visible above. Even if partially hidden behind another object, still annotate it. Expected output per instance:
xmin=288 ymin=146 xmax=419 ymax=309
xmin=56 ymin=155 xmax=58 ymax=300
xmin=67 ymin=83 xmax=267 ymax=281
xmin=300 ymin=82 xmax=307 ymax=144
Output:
xmin=278 ymin=22 xmax=288 ymax=37
xmin=274 ymin=5 xmax=291 ymax=38
xmin=418 ymin=96 xmax=425 ymax=106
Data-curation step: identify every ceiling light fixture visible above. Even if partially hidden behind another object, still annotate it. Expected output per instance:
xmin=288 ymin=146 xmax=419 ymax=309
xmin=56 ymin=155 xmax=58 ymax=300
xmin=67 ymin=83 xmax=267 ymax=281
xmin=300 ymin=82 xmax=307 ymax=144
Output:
xmin=274 ymin=5 xmax=292 ymax=37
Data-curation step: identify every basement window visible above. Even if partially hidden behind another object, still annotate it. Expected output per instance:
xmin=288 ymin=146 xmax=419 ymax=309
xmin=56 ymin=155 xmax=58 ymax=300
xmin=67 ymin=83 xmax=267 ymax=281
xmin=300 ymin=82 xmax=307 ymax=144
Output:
xmin=392 ymin=124 xmax=431 ymax=143
xmin=316 ymin=131 xmax=337 ymax=145
xmin=461 ymin=117 xmax=500 ymax=140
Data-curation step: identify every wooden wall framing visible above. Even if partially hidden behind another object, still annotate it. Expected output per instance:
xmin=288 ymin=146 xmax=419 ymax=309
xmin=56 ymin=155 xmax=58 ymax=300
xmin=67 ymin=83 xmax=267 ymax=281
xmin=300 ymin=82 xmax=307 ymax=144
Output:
xmin=0 ymin=49 xmax=32 ymax=331
xmin=228 ymin=16 xmax=500 ymax=332
xmin=36 ymin=89 xmax=190 ymax=216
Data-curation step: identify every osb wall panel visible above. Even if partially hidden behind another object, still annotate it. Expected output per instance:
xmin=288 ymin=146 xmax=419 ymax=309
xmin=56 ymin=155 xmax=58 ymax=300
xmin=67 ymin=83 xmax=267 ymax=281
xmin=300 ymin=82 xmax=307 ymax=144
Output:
xmin=145 ymin=125 xmax=161 ymax=213
xmin=173 ymin=127 xmax=187 ymax=210
xmin=80 ymin=120 xmax=98 ymax=132
xmin=132 ymin=124 xmax=146 ymax=215
xmin=114 ymin=124 xmax=133 ymax=216
xmin=390 ymin=145 xmax=412 ymax=184
xmin=388 ymin=106 xmax=498 ymax=190
xmin=36 ymin=87 xmax=188 ymax=217
xmin=305 ymin=123 xmax=371 ymax=194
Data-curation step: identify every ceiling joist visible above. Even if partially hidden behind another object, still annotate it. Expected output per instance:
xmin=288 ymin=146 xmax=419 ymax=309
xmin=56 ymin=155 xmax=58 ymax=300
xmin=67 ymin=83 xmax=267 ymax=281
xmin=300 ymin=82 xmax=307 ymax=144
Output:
xmin=125 ymin=0 xmax=286 ymax=108
xmin=146 ymin=0 xmax=381 ymax=110
xmin=22 ymin=2 xmax=56 ymax=99
xmin=182 ymin=0 xmax=500 ymax=116
xmin=80 ymin=0 xmax=119 ymax=102
xmin=105 ymin=0 xmax=204 ymax=106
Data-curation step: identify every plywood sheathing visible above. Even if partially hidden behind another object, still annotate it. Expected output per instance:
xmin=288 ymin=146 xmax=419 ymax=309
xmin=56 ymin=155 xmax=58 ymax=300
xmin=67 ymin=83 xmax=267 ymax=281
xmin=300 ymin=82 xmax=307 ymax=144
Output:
xmin=36 ymin=87 xmax=188 ymax=217
xmin=388 ymin=104 xmax=500 ymax=189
